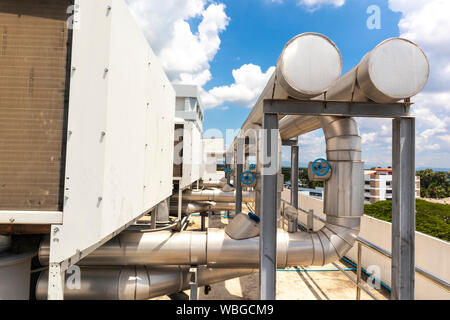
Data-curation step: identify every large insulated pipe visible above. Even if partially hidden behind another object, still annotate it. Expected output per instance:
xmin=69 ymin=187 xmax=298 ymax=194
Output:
xmin=279 ymin=38 xmax=430 ymax=140
xmin=175 ymin=190 xmax=255 ymax=203
xmin=36 ymin=266 xmax=254 ymax=300
xmin=229 ymin=32 xmax=342 ymax=152
xmin=169 ymin=202 xmax=236 ymax=215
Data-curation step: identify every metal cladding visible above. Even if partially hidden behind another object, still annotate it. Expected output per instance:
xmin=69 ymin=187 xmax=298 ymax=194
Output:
xmin=36 ymin=266 xmax=254 ymax=300
xmin=176 ymin=189 xmax=256 ymax=203
xmin=169 ymin=202 xmax=235 ymax=215
xmin=229 ymin=32 xmax=342 ymax=151
xmin=279 ymin=38 xmax=430 ymax=140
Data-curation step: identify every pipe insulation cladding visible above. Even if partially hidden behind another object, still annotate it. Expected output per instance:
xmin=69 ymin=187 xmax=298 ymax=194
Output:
xmin=279 ymin=38 xmax=430 ymax=140
xmin=230 ymin=32 xmax=342 ymax=151
xmin=36 ymin=266 xmax=254 ymax=300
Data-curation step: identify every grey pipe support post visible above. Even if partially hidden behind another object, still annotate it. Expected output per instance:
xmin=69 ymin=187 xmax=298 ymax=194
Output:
xmin=392 ymin=117 xmax=416 ymax=300
xmin=260 ymin=113 xmax=279 ymax=300
xmin=288 ymin=143 xmax=299 ymax=233
xmin=236 ymin=138 xmax=244 ymax=215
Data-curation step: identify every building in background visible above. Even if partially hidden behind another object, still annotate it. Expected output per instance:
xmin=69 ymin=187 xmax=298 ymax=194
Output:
xmin=364 ymin=168 xmax=421 ymax=204
xmin=173 ymin=84 xmax=204 ymax=189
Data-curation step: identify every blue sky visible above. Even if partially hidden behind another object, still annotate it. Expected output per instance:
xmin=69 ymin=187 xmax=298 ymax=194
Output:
xmin=126 ymin=0 xmax=450 ymax=169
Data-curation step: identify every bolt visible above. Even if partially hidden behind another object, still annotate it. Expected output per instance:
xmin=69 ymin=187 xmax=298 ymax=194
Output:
xmin=72 ymin=66 xmax=76 ymax=71
xmin=104 ymin=67 xmax=109 ymax=73
xmin=54 ymin=227 xmax=60 ymax=234
xmin=9 ymin=218 xmax=15 ymax=223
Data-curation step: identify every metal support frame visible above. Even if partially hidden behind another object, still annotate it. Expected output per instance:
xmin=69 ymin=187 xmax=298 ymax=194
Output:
xmin=260 ymin=113 xmax=279 ymax=300
xmin=264 ymin=99 xmax=411 ymax=118
xmin=47 ymin=263 xmax=65 ymax=300
xmin=288 ymin=142 xmax=299 ymax=233
xmin=236 ymin=138 xmax=244 ymax=215
xmin=356 ymin=242 xmax=362 ymax=300
xmin=392 ymin=117 xmax=416 ymax=300
xmin=189 ymin=266 xmax=198 ymax=300
xmin=260 ymin=99 xmax=417 ymax=301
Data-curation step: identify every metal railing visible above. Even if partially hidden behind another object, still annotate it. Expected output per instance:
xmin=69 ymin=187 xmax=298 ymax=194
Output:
xmin=281 ymin=199 xmax=450 ymax=299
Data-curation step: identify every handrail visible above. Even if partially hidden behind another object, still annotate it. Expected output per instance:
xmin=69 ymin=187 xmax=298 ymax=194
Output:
xmin=284 ymin=200 xmax=450 ymax=293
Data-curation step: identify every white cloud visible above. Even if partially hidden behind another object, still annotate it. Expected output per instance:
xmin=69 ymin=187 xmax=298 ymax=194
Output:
xmin=353 ymin=0 xmax=450 ymax=168
xmin=202 ymin=64 xmax=276 ymax=109
xmin=126 ymin=0 xmax=229 ymax=86
xmin=297 ymin=0 xmax=345 ymax=10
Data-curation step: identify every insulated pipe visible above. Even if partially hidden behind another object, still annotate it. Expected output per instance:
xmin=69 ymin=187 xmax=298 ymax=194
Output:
xmin=35 ymin=266 xmax=254 ymax=300
xmin=228 ymin=32 xmax=342 ymax=153
xmin=279 ymin=38 xmax=429 ymax=140
xmin=39 ymin=116 xmax=363 ymax=270
xmin=175 ymin=190 xmax=255 ymax=203
xmin=169 ymin=202 xmax=236 ymax=215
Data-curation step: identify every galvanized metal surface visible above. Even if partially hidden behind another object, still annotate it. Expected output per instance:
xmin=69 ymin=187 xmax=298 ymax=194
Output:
xmin=37 ymin=265 xmax=254 ymax=300
xmin=391 ymin=118 xmax=416 ymax=300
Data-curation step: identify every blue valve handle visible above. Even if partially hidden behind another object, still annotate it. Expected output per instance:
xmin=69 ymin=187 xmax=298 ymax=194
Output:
xmin=241 ymin=171 xmax=256 ymax=185
xmin=312 ymin=158 xmax=331 ymax=177
xmin=249 ymin=164 xmax=256 ymax=171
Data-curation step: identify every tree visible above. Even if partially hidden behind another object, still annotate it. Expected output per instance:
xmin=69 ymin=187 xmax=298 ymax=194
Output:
xmin=417 ymin=169 xmax=450 ymax=199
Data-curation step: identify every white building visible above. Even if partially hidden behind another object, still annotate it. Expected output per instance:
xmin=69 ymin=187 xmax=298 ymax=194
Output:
xmin=173 ymin=84 xmax=204 ymax=189
xmin=364 ymin=168 xmax=421 ymax=204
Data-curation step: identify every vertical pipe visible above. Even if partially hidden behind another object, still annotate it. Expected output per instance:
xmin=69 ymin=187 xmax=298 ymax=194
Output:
xmin=177 ymin=188 xmax=182 ymax=223
xmin=356 ymin=242 xmax=362 ymax=300
xmin=307 ymin=209 xmax=314 ymax=232
xmin=151 ymin=209 xmax=156 ymax=229
xmin=236 ymin=138 xmax=244 ymax=214
xmin=225 ymin=155 xmax=231 ymax=217
xmin=288 ymin=143 xmax=299 ymax=233
xmin=260 ymin=113 xmax=279 ymax=300
xmin=392 ymin=117 xmax=416 ymax=300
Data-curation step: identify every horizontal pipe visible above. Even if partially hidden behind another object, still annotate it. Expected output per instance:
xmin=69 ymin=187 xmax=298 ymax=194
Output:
xmin=176 ymin=190 xmax=255 ymax=203
xmin=39 ymin=227 xmax=357 ymax=269
xmin=169 ymin=202 xmax=236 ymax=215
xmin=278 ymin=38 xmax=429 ymax=140
xmin=36 ymin=266 xmax=254 ymax=300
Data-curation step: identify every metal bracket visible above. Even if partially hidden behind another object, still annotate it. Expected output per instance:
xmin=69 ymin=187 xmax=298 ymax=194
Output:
xmin=189 ymin=266 xmax=198 ymax=300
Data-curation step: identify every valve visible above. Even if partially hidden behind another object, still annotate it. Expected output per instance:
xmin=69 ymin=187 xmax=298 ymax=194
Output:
xmin=224 ymin=168 xmax=233 ymax=175
xmin=241 ymin=171 xmax=256 ymax=185
xmin=249 ymin=164 xmax=256 ymax=171
xmin=308 ymin=158 xmax=332 ymax=181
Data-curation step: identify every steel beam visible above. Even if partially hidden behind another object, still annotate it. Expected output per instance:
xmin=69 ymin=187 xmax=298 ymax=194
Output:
xmin=264 ymin=100 xmax=411 ymax=118
xmin=288 ymin=143 xmax=299 ymax=233
xmin=260 ymin=113 xmax=279 ymax=300
xmin=236 ymin=138 xmax=244 ymax=214
xmin=391 ymin=117 xmax=416 ymax=300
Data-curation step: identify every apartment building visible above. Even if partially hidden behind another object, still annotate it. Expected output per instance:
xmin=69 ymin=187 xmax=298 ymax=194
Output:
xmin=364 ymin=168 xmax=421 ymax=204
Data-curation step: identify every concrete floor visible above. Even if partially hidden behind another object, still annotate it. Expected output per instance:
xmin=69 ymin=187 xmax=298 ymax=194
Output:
xmin=152 ymin=214 xmax=389 ymax=301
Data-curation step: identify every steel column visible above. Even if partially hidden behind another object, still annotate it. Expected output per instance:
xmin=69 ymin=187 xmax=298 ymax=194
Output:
xmin=260 ymin=113 xmax=279 ymax=300
xmin=391 ymin=117 xmax=416 ymax=300
xmin=236 ymin=138 xmax=244 ymax=214
xmin=288 ymin=143 xmax=299 ymax=233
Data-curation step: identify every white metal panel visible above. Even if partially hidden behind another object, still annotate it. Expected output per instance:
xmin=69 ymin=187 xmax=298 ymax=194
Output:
xmin=0 ymin=212 xmax=63 ymax=225
xmin=49 ymin=0 xmax=175 ymax=265
xmin=179 ymin=122 xmax=203 ymax=189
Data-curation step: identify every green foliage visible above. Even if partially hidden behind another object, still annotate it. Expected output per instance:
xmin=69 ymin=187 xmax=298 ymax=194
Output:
xmin=282 ymin=167 xmax=323 ymax=189
xmin=417 ymin=169 xmax=450 ymax=199
xmin=364 ymin=200 xmax=450 ymax=241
